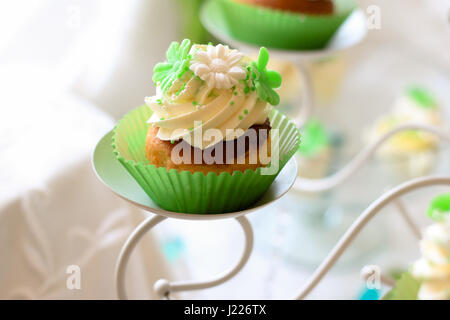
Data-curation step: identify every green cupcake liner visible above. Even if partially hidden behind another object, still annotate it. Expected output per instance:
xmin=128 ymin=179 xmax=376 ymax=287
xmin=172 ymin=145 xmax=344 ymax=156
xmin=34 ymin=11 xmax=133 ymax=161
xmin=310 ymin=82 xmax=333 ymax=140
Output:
xmin=112 ymin=105 xmax=300 ymax=214
xmin=202 ymin=0 xmax=356 ymax=50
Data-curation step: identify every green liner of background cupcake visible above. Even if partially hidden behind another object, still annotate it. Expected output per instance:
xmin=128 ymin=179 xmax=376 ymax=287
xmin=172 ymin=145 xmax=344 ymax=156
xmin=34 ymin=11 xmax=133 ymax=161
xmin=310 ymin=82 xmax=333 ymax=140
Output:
xmin=201 ymin=0 xmax=356 ymax=50
xmin=383 ymin=193 xmax=450 ymax=300
xmin=112 ymin=39 xmax=300 ymax=214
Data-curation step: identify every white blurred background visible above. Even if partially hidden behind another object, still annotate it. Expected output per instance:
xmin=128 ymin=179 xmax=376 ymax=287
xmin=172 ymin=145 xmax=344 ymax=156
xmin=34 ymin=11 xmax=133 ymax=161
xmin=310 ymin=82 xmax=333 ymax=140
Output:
xmin=0 ymin=0 xmax=449 ymax=299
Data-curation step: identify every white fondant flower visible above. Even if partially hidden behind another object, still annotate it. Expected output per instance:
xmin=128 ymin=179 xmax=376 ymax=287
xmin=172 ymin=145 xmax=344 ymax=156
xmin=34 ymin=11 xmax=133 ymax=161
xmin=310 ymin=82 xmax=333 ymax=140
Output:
xmin=189 ymin=44 xmax=246 ymax=90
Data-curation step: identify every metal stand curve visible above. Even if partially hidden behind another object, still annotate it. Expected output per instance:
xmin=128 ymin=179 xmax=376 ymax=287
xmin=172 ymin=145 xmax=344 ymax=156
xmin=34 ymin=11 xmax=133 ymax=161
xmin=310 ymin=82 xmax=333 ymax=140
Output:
xmin=293 ymin=175 xmax=450 ymax=299
xmin=294 ymin=124 xmax=450 ymax=193
xmin=116 ymin=214 xmax=254 ymax=300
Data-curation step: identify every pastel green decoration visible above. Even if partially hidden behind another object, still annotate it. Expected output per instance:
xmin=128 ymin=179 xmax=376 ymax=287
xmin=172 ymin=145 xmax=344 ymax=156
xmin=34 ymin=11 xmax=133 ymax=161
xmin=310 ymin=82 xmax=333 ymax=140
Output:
xmin=112 ymin=105 xmax=300 ymax=214
xmin=200 ymin=0 xmax=356 ymax=50
xmin=406 ymin=86 xmax=438 ymax=109
xmin=427 ymin=193 xmax=450 ymax=222
xmin=251 ymin=47 xmax=281 ymax=106
xmin=152 ymin=39 xmax=192 ymax=93
xmin=382 ymin=272 xmax=421 ymax=300
xmin=298 ymin=119 xmax=330 ymax=157
xmin=177 ymin=0 xmax=210 ymax=44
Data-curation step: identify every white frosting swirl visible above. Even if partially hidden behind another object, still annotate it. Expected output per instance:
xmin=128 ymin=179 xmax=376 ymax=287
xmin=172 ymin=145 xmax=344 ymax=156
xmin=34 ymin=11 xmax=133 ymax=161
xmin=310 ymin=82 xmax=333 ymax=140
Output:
xmin=412 ymin=217 xmax=450 ymax=300
xmin=146 ymin=44 xmax=269 ymax=150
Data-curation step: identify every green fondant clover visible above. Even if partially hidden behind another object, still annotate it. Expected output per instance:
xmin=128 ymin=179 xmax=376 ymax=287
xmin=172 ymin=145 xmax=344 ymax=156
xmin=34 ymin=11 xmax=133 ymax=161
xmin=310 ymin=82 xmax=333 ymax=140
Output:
xmin=407 ymin=86 xmax=437 ymax=109
xmin=427 ymin=193 xmax=450 ymax=222
xmin=153 ymin=39 xmax=192 ymax=93
xmin=298 ymin=119 xmax=330 ymax=157
xmin=251 ymin=47 xmax=281 ymax=106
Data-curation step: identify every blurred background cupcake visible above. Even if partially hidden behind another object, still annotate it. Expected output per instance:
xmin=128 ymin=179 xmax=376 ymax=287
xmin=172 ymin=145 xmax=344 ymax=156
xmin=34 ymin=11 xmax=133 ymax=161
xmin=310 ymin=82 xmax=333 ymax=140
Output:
xmin=305 ymin=55 xmax=348 ymax=106
xmin=263 ymin=54 xmax=348 ymax=114
xmin=411 ymin=214 xmax=450 ymax=300
xmin=385 ymin=193 xmax=450 ymax=300
xmin=296 ymin=119 xmax=332 ymax=179
xmin=235 ymin=0 xmax=335 ymax=15
xmin=366 ymin=86 xmax=445 ymax=180
xmin=203 ymin=0 xmax=357 ymax=50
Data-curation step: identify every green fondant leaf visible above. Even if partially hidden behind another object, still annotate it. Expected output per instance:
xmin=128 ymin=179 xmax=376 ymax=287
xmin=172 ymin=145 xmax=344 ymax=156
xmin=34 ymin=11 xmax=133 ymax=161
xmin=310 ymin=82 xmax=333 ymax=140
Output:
xmin=152 ymin=39 xmax=192 ymax=93
xmin=382 ymin=272 xmax=421 ymax=300
xmin=266 ymin=70 xmax=282 ymax=88
xmin=257 ymin=47 xmax=269 ymax=69
xmin=250 ymin=47 xmax=281 ymax=106
xmin=298 ymin=119 xmax=329 ymax=157
xmin=427 ymin=193 xmax=450 ymax=222
xmin=406 ymin=86 xmax=437 ymax=109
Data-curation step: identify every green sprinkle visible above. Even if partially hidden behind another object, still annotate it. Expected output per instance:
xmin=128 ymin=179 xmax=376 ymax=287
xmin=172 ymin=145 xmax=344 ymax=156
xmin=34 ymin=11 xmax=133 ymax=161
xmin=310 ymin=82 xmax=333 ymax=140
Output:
xmin=251 ymin=87 xmax=255 ymax=91
xmin=160 ymin=117 xmax=165 ymax=121
xmin=244 ymin=109 xmax=248 ymax=114
xmin=156 ymin=99 xmax=162 ymax=105
xmin=189 ymin=127 xmax=193 ymax=131
xmin=176 ymin=82 xmax=186 ymax=96
xmin=233 ymin=91 xmax=238 ymax=96
xmin=251 ymin=47 xmax=282 ymax=106
xmin=230 ymin=101 xmax=234 ymax=106
xmin=170 ymin=140 xmax=175 ymax=144
xmin=152 ymin=39 xmax=192 ymax=93
xmin=195 ymin=76 xmax=201 ymax=81
xmin=244 ymin=87 xmax=250 ymax=94
xmin=208 ymin=41 xmax=213 ymax=46
xmin=239 ymin=115 xmax=243 ymax=120
xmin=193 ymin=101 xmax=198 ymax=106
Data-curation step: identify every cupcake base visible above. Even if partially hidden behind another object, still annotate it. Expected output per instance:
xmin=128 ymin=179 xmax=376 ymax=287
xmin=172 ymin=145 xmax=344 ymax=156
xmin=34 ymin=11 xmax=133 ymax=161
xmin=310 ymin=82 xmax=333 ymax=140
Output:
xmin=112 ymin=105 xmax=300 ymax=214
xmin=145 ymin=120 xmax=272 ymax=175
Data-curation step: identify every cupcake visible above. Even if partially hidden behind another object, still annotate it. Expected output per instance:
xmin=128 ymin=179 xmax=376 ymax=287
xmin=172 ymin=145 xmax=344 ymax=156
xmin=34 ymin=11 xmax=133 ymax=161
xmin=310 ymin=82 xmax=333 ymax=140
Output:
xmin=202 ymin=0 xmax=356 ymax=50
xmin=367 ymin=86 xmax=443 ymax=179
xmin=411 ymin=216 xmax=450 ymax=300
xmin=307 ymin=55 xmax=347 ymax=105
xmin=385 ymin=193 xmax=450 ymax=300
xmin=112 ymin=39 xmax=300 ymax=214
xmin=254 ymin=54 xmax=347 ymax=111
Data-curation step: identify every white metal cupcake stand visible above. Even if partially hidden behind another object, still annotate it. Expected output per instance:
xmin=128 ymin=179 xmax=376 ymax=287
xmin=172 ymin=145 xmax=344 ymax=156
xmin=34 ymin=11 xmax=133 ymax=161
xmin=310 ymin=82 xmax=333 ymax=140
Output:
xmin=107 ymin=10 xmax=450 ymax=299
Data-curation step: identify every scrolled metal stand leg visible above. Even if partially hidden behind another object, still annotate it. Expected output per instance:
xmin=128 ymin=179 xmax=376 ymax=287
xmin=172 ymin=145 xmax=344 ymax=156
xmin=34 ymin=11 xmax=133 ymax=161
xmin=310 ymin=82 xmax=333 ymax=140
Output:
xmin=293 ymin=176 xmax=450 ymax=300
xmin=294 ymin=125 xmax=450 ymax=193
xmin=116 ymin=214 xmax=254 ymax=300
xmin=116 ymin=214 xmax=167 ymax=300
xmin=160 ymin=215 xmax=254 ymax=298
xmin=393 ymin=199 xmax=421 ymax=239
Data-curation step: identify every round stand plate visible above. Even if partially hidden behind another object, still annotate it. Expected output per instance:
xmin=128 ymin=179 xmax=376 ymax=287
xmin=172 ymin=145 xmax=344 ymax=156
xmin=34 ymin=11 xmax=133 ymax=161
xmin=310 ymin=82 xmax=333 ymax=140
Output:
xmin=200 ymin=6 xmax=367 ymax=61
xmin=93 ymin=130 xmax=298 ymax=221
